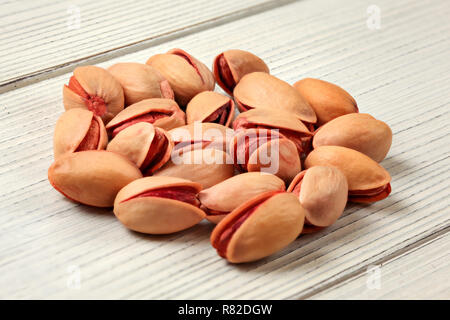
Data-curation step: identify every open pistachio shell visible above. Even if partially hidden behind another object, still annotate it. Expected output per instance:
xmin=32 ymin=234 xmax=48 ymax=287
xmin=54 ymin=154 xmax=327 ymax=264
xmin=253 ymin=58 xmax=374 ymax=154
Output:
xmin=313 ymin=113 xmax=392 ymax=162
xmin=114 ymin=176 xmax=205 ymax=234
xmin=106 ymin=98 xmax=185 ymax=138
xmin=53 ymin=108 xmax=108 ymax=159
xmin=305 ymin=146 xmax=391 ymax=203
xmin=288 ymin=166 xmax=348 ymax=228
xmin=107 ymin=62 xmax=174 ymax=106
xmin=48 ymin=150 xmax=142 ymax=207
xmin=233 ymin=72 xmax=316 ymax=124
xmin=186 ymin=91 xmax=235 ymax=127
xmin=293 ymin=78 xmax=358 ymax=126
xmin=199 ymin=172 xmax=285 ymax=223
xmin=63 ymin=65 xmax=124 ymax=124
xmin=106 ymin=122 xmax=173 ymax=175
xmin=211 ymin=191 xmax=305 ymax=263
xmin=146 ymin=48 xmax=215 ymax=106
xmin=213 ymin=49 xmax=269 ymax=95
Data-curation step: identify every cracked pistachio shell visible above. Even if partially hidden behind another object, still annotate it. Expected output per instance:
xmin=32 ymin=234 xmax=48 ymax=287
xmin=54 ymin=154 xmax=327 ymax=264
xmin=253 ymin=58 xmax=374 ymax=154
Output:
xmin=106 ymin=122 xmax=173 ymax=174
xmin=63 ymin=65 xmax=124 ymax=124
xmin=305 ymin=146 xmax=391 ymax=203
xmin=233 ymin=72 xmax=317 ymax=124
xmin=114 ymin=176 xmax=205 ymax=234
xmin=288 ymin=166 xmax=348 ymax=227
xmin=293 ymin=78 xmax=358 ymax=126
xmin=48 ymin=150 xmax=142 ymax=207
xmin=313 ymin=113 xmax=392 ymax=162
xmin=106 ymin=98 xmax=185 ymax=137
xmin=211 ymin=191 xmax=305 ymax=263
xmin=53 ymin=108 xmax=108 ymax=159
xmin=213 ymin=49 xmax=269 ymax=95
xmin=186 ymin=91 xmax=235 ymax=127
xmin=146 ymin=48 xmax=215 ymax=106
xmin=107 ymin=62 xmax=174 ymax=106
xmin=199 ymin=172 xmax=286 ymax=223
xmin=153 ymin=148 xmax=234 ymax=189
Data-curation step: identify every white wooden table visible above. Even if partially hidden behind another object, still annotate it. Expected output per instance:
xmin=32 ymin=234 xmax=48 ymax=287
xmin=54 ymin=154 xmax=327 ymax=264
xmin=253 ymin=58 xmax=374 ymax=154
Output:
xmin=0 ymin=0 xmax=449 ymax=299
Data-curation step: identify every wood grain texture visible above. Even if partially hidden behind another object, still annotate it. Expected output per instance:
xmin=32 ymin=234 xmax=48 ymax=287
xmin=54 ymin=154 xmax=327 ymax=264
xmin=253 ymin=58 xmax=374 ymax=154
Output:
xmin=0 ymin=0 xmax=449 ymax=299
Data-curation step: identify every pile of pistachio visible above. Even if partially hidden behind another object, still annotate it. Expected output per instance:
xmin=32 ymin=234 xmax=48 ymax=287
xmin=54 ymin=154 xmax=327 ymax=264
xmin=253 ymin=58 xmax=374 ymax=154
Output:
xmin=48 ymin=49 xmax=392 ymax=263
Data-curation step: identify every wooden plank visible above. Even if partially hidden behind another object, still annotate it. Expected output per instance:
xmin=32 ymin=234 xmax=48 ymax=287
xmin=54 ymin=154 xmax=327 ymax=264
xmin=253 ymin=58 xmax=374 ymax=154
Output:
xmin=0 ymin=0 xmax=449 ymax=299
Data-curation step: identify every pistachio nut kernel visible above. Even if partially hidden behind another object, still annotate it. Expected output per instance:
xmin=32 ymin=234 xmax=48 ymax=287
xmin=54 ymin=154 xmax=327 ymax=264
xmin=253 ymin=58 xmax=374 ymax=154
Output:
xmin=293 ymin=78 xmax=358 ymax=126
xmin=48 ymin=150 xmax=142 ymax=207
xmin=106 ymin=98 xmax=185 ymax=138
xmin=146 ymin=48 xmax=215 ymax=106
xmin=313 ymin=113 xmax=392 ymax=162
xmin=199 ymin=172 xmax=285 ymax=224
xmin=213 ymin=49 xmax=269 ymax=95
xmin=106 ymin=122 xmax=173 ymax=175
xmin=211 ymin=191 xmax=305 ymax=263
xmin=186 ymin=91 xmax=235 ymax=127
xmin=305 ymin=146 xmax=391 ymax=203
xmin=114 ymin=176 xmax=205 ymax=234
xmin=63 ymin=65 xmax=124 ymax=124
xmin=288 ymin=166 xmax=348 ymax=228
xmin=53 ymin=108 xmax=108 ymax=159
xmin=107 ymin=62 xmax=174 ymax=106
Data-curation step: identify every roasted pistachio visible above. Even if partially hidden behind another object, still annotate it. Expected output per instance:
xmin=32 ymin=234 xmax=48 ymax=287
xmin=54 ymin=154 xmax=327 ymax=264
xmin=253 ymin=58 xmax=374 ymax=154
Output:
xmin=63 ymin=65 xmax=124 ymax=124
xmin=53 ymin=108 xmax=108 ymax=159
xmin=186 ymin=91 xmax=235 ymax=127
xmin=199 ymin=172 xmax=285 ymax=223
xmin=210 ymin=191 xmax=305 ymax=263
xmin=114 ymin=176 xmax=205 ymax=234
xmin=107 ymin=62 xmax=174 ymax=106
xmin=213 ymin=49 xmax=269 ymax=95
xmin=48 ymin=150 xmax=142 ymax=207
xmin=305 ymin=146 xmax=391 ymax=203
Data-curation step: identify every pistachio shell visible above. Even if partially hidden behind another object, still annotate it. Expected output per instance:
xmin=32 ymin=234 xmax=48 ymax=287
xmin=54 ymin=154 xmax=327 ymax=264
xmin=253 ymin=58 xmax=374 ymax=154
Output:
xmin=313 ymin=113 xmax=392 ymax=162
xmin=199 ymin=172 xmax=285 ymax=223
xmin=186 ymin=91 xmax=235 ymax=127
xmin=48 ymin=150 xmax=142 ymax=207
xmin=146 ymin=48 xmax=215 ymax=106
xmin=107 ymin=62 xmax=174 ymax=106
xmin=211 ymin=191 xmax=305 ymax=263
xmin=114 ymin=176 xmax=205 ymax=234
xmin=288 ymin=166 xmax=348 ymax=227
xmin=233 ymin=72 xmax=316 ymax=124
xmin=53 ymin=109 xmax=108 ymax=159
xmin=106 ymin=98 xmax=185 ymax=137
xmin=293 ymin=78 xmax=358 ymax=126
xmin=213 ymin=49 xmax=269 ymax=95
xmin=63 ymin=65 xmax=124 ymax=124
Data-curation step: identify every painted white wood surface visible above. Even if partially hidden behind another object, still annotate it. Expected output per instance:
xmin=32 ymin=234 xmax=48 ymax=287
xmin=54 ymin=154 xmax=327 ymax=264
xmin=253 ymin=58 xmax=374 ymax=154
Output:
xmin=0 ymin=0 xmax=449 ymax=299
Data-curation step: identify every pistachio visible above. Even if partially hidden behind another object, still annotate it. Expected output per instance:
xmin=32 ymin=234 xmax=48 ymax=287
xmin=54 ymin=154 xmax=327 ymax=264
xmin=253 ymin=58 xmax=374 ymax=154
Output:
xmin=114 ymin=176 xmax=205 ymax=234
xmin=288 ymin=166 xmax=348 ymax=229
xmin=305 ymin=146 xmax=391 ymax=203
xmin=210 ymin=191 xmax=305 ymax=263
xmin=146 ymin=48 xmax=215 ymax=106
xmin=231 ymin=128 xmax=301 ymax=183
xmin=199 ymin=172 xmax=286 ymax=223
xmin=233 ymin=72 xmax=316 ymax=125
xmin=153 ymin=148 xmax=234 ymax=189
xmin=293 ymin=78 xmax=358 ymax=126
xmin=106 ymin=122 xmax=173 ymax=175
xmin=105 ymin=98 xmax=185 ymax=138
xmin=53 ymin=108 xmax=108 ymax=159
xmin=48 ymin=150 xmax=142 ymax=207
xmin=213 ymin=49 xmax=269 ymax=95
xmin=63 ymin=65 xmax=124 ymax=124
xmin=186 ymin=91 xmax=235 ymax=127
xmin=313 ymin=113 xmax=392 ymax=162
xmin=107 ymin=62 xmax=174 ymax=106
